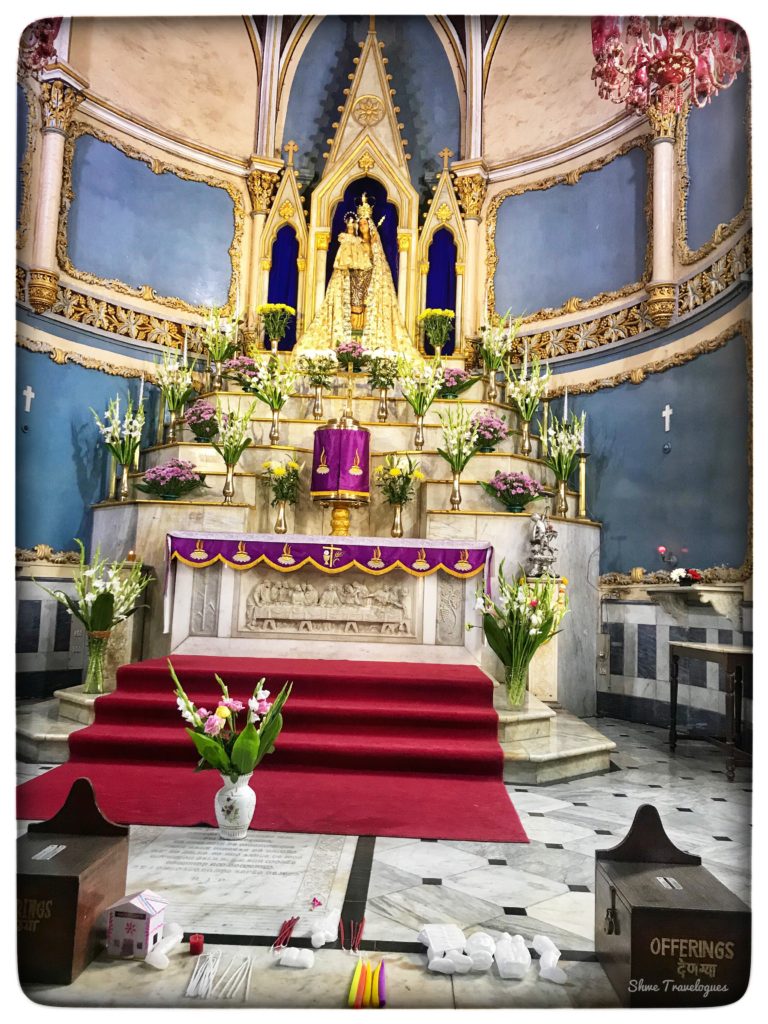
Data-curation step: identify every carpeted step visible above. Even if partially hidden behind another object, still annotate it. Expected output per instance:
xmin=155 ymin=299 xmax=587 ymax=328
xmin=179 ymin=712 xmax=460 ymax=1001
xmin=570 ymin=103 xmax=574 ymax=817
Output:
xmin=92 ymin=690 xmax=499 ymax=738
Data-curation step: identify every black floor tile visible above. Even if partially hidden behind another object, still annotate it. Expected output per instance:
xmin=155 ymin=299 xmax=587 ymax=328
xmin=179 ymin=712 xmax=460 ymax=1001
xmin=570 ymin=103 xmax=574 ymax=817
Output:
xmin=422 ymin=877 xmax=442 ymax=885
xmin=572 ymin=802 xmax=588 ymax=806
xmin=568 ymin=884 xmax=590 ymax=892
xmin=503 ymin=907 xmax=528 ymax=916
xmin=528 ymin=812 xmax=545 ymax=818
xmin=676 ymin=808 xmax=693 ymax=812
xmin=420 ymin=838 xmax=438 ymax=843
xmin=488 ymin=858 xmax=507 ymax=866
xmin=713 ymin=836 xmax=732 ymax=842
xmin=712 ymin=797 xmax=727 ymax=802
xmin=545 ymin=843 xmax=563 ymax=849
xmin=595 ymin=830 xmax=612 ymax=835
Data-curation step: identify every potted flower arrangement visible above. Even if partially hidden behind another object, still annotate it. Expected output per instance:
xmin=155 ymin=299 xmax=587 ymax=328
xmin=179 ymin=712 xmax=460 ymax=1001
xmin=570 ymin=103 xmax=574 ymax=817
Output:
xmin=257 ymin=302 xmax=295 ymax=353
xmin=476 ymin=561 xmax=569 ymax=707
xmin=481 ymin=471 xmax=546 ymax=512
xmin=417 ymin=308 xmax=454 ymax=355
xmin=543 ymin=409 xmax=586 ymax=516
xmin=366 ymin=348 xmax=400 ymax=422
xmin=337 ymin=340 xmax=369 ymax=372
xmin=398 ymin=357 xmax=444 ymax=450
xmin=36 ymin=539 xmax=152 ymax=694
xmin=212 ymin=398 xmax=258 ymax=504
xmin=438 ymin=366 xmax=481 ymax=399
xmin=201 ymin=306 xmax=241 ymax=390
xmin=437 ymin=403 xmax=479 ymax=510
xmin=185 ymin=400 xmax=223 ymax=442
xmin=471 ymin=408 xmax=509 ymax=452
xmin=156 ymin=350 xmax=196 ymax=444
xmin=262 ymin=452 xmax=303 ymax=534
xmin=478 ymin=311 xmax=522 ymax=402
xmin=249 ymin=357 xmax=299 ymax=444
xmin=373 ymin=454 xmax=425 ymax=537
xmin=222 ymin=354 xmax=259 ymax=390
xmin=169 ymin=659 xmax=292 ymax=840
xmin=135 ymin=458 xmax=208 ymax=500
xmin=297 ymin=349 xmax=338 ymax=421
xmin=91 ymin=392 xmax=145 ymax=502
xmin=670 ymin=567 xmax=703 ymax=587
xmin=506 ymin=352 xmax=552 ymax=456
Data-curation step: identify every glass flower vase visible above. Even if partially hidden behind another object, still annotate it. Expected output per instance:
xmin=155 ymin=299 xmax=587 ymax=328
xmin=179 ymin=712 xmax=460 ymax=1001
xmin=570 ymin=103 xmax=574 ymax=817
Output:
xmin=84 ymin=631 xmax=111 ymax=695
xmin=505 ymin=664 xmax=528 ymax=708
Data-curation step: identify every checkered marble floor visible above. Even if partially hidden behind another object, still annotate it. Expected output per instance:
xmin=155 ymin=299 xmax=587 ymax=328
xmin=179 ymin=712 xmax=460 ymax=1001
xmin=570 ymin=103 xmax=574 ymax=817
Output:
xmin=16 ymin=716 xmax=752 ymax=1008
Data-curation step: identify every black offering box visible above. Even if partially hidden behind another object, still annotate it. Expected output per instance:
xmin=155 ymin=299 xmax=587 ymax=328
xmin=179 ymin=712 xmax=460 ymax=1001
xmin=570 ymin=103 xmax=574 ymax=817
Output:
xmin=17 ymin=778 xmax=129 ymax=985
xmin=595 ymin=804 xmax=750 ymax=1007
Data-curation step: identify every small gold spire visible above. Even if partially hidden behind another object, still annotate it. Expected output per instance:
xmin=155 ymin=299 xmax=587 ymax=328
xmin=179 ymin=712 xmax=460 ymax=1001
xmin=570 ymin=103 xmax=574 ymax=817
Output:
xmin=284 ymin=140 xmax=298 ymax=167
xmin=438 ymin=147 xmax=454 ymax=171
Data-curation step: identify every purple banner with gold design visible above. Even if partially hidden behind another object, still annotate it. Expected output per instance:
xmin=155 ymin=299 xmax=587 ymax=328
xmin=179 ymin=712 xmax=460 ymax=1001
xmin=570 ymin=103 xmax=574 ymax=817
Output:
xmin=311 ymin=426 xmax=370 ymax=500
xmin=166 ymin=531 xmax=492 ymax=587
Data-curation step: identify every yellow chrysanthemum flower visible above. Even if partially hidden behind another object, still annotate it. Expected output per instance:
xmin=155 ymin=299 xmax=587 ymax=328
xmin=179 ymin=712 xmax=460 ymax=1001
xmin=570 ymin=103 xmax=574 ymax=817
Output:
xmin=287 ymin=460 xmax=300 ymax=470
xmin=262 ymin=461 xmax=272 ymax=471
xmin=389 ymin=467 xmax=402 ymax=477
xmin=413 ymin=469 xmax=425 ymax=481
xmin=272 ymin=465 xmax=287 ymax=477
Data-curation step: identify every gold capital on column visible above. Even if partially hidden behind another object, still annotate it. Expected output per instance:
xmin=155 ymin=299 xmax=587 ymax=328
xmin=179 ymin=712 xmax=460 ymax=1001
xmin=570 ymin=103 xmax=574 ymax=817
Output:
xmin=247 ymin=169 xmax=280 ymax=214
xmin=646 ymin=282 xmax=676 ymax=327
xmin=454 ymin=174 xmax=487 ymax=219
xmin=397 ymin=232 xmax=411 ymax=252
xmin=39 ymin=80 xmax=84 ymax=134
xmin=316 ymin=231 xmax=330 ymax=251
xmin=647 ymin=104 xmax=678 ymax=142
xmin=28 ymin=269 xmax=60 ymax=312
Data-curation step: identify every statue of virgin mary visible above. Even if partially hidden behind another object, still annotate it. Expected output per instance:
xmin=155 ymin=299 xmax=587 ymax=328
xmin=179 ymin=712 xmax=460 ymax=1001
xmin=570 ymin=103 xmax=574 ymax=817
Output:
xmin=295 ymin=193 xmax=416 ymax=355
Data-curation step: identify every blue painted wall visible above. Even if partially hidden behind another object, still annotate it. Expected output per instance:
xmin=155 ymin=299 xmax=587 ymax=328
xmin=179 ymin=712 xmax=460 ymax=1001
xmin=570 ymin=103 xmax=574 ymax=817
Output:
xmin=17 ymin=83 xmax=29 ymax=228
xmin=16 ymin=349 xmax=160 ymax=553
xmin=557 ymin=336 xmax=749 ymax=573
xmin=283 ymin=15 xmax=460 ymax=200
xmin=494 ymin=148 xmax=648 ymax=315
xmin=686 ymin=71 xmax=749 ymax=251
xmin=67 ymin=135 xmax=235 ymax=307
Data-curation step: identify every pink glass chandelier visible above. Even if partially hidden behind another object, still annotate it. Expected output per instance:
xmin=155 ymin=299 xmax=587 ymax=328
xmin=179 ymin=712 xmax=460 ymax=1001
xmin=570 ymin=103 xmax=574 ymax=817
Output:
xmin=591 ymin=16 xmax=749 ymax=115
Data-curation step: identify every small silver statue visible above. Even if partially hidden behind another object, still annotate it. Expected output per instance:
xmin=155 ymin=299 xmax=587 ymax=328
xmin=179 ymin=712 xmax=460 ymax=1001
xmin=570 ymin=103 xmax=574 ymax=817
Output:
xmin=527 ymin=509 xmax=558 ymax=577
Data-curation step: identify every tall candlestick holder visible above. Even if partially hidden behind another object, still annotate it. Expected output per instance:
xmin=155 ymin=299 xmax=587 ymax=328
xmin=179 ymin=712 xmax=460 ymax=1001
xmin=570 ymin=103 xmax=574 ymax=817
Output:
xmin=577 ymin=451 xmax=590 ymax=520
xmin=540 ymin=400 xmax=549 ymax=456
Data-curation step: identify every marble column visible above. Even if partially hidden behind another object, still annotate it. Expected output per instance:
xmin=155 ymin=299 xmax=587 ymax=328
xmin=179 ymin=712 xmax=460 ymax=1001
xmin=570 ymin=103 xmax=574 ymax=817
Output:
xmin=29 ymin=77 xmax=84 ymax=313
xmin=453 ymin=169 xmax=487 ymax=342
xmin=397 ymin=232 xmax=410 ymax=321
xmin=646 ymin=105 xmax=679 ymax=328
xmin=314 ymin=232 xmax=330 ymax=315
xmin=245 ymin=163 xmax=281 ymax=333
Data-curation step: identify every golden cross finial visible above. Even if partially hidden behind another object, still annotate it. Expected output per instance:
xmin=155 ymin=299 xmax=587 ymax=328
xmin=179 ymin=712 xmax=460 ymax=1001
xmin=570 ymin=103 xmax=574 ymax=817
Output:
xmin=369 ymin=15 xmax=376 ymax=33
xmin=438 ymin=147 xmax=454 ymax=171
xmin=284 ymin=140 xmax=298 ymax=167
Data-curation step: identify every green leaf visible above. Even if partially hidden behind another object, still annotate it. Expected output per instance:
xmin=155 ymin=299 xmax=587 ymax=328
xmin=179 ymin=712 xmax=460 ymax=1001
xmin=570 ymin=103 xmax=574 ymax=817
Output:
xmin=90 ymin=591 xmax=115 ymax=631
xmin=255 ymin=713 xmax=283 ymax=765
xmin=231 ymin=721 xmax=260 ymax=774
xmin=186 ymin=728 xmax=231 ymax=773
xmin=483 ymin=612 xmax=512 ymax=667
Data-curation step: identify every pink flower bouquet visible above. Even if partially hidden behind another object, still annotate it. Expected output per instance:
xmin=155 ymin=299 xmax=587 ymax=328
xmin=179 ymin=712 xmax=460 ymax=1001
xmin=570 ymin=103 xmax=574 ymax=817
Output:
xmin=471 ymin=408 xmax=509 ymax=451
xmin=481 ymin=470 xmax=546 ymax=511
xmin=136 ymin=458 xmax=208 ymax=499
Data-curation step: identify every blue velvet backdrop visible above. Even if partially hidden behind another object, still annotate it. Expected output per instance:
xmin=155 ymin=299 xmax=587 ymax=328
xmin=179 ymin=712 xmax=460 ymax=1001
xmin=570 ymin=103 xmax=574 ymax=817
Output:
xmin=494 ymin=147 xmax=648 ymax=315
xmin=67 ymin=136 xmax=234 ymax=308
xmin=326 ymin=176 xmax=399 ymax=286
xmin=686 ymin=71 xmax=749 ymax=251
xmin=550 ymin=337 xmax=749 ymax=573
xmin=16 ymin=350 xmax=160 ymax=554
xmin=425 ymin=227 xmax=457 ymax=354
xmin=283 ymin=15 xmax=460 ymax=198
xmin=17 ymin=83 xmax=28 ymax=228
xmin=267 ymin=225 xmax=299 ymax=350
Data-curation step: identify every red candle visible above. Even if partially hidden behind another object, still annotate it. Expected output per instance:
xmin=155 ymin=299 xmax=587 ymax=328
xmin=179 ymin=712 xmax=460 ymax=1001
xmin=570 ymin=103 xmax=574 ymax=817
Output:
xmin=189 ymin=933 xmax=204 ymax=955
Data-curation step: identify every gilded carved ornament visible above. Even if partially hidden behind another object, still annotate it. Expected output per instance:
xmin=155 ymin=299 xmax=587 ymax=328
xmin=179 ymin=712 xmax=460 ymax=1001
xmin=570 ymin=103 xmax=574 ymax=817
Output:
xmin=485 ymin=136 xmax=654 ymax=324
xmin=279 ymin=200 xmax=296 ymax=220
xmin=16 ymin=266 xmax=27 ymax=302
xmin=17 ymin=333 xmax=170 ymax=384
xmin=28 ymin=270 xmax=60 ymax=314
xmin=646 ymin=282 xmax=677 ymax=328
xmin=674 ymin=98 xmax=752 ymax=266
xmin=435 ymin=203 xmax=452 ymax=223
xmin=316 ymin=232 xmax=330 ymax=251
xmin=358 ymin=152 xmax=375 ymax=173
xmin=397 ymin=232 xmax=411 ymax=252
xmin=39 ymin=79 xmax=84 ymax=133
xmin=58 ymin=123 xmax=244 ymax=318
xmin=247 ymin=169 xmax=281 ymax=214
xmin=16 ymin=544 xmax=81 ymax=565
xmin=17 ymin=78 xmax=39 ymax=251
xmin=646 ymin=104 xmax=679 ymax=142
xmin=454 ymin=174 xmax=486 ymax=219
xmin=297 ymin=257 xmax=306 ymax=272
xmin=352 ymin=94 xmax=385 ymax=127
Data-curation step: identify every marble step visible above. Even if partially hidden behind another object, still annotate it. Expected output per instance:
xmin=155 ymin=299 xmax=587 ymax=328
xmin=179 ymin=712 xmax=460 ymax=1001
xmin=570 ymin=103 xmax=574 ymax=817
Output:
xmin=16 ymin=699 xmax=83 ymax=764
xmin=501 ymin=708 xmax=617 ymax=785
xmin=493 ymin=688 xmax=556 ymax=741
xmin=54 ymin=684 xmax=100 ymax=725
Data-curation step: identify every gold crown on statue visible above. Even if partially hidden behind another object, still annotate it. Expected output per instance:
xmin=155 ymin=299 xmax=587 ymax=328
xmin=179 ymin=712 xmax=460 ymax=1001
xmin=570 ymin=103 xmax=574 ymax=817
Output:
xmin=357 ymin=192 xmax=374 ymax=219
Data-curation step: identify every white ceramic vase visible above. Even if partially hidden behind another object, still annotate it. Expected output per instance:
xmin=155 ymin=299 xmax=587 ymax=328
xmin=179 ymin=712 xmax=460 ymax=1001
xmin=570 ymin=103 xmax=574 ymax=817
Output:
xmin=214 ymin=772 xmax=255 ymax=840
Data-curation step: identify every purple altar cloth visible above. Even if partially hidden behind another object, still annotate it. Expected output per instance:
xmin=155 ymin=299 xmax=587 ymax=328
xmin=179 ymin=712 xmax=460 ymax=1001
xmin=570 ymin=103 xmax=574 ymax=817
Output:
xmin=310 ymin=426 xmax=370 ymax=500
xmin=167 ymin=531 xmax=492 ymax=584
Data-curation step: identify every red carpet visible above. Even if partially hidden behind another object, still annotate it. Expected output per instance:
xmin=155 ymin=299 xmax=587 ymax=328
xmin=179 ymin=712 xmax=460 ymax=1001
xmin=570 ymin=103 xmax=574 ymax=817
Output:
xmin=17 ymin=656 xmax=528 ymax=842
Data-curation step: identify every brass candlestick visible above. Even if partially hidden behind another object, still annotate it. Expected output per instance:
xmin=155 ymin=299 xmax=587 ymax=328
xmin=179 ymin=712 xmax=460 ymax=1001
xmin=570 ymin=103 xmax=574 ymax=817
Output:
xmin=540 ymin=400 xmax=549 ymax=456
xmin=577 ymin=451 xmax=590 ymax=520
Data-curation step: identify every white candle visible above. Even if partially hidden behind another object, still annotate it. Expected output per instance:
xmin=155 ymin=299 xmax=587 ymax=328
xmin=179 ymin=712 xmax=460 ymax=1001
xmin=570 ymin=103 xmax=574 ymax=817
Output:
xmin=581 ymin=417 xmax=586 ymax=450
xmin=183 ymin=329 xmax=188 ymax=365
xmin=523 ymin=339 xmax=529 ymax=378
xmin=116 ymin=394 xmax=119 ymax=419
xmin=138 ymin=374 xmax=144 ymax=407
xmin=563 ymin=386 xmax=568 ymax=421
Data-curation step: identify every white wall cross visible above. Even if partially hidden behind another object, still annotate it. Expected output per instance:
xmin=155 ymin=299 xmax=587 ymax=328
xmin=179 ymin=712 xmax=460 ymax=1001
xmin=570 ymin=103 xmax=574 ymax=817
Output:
xmin=22 ymin=385 xmax=36 ymax=412
xmin=662 ymin=404 xmax=673 ymax=432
